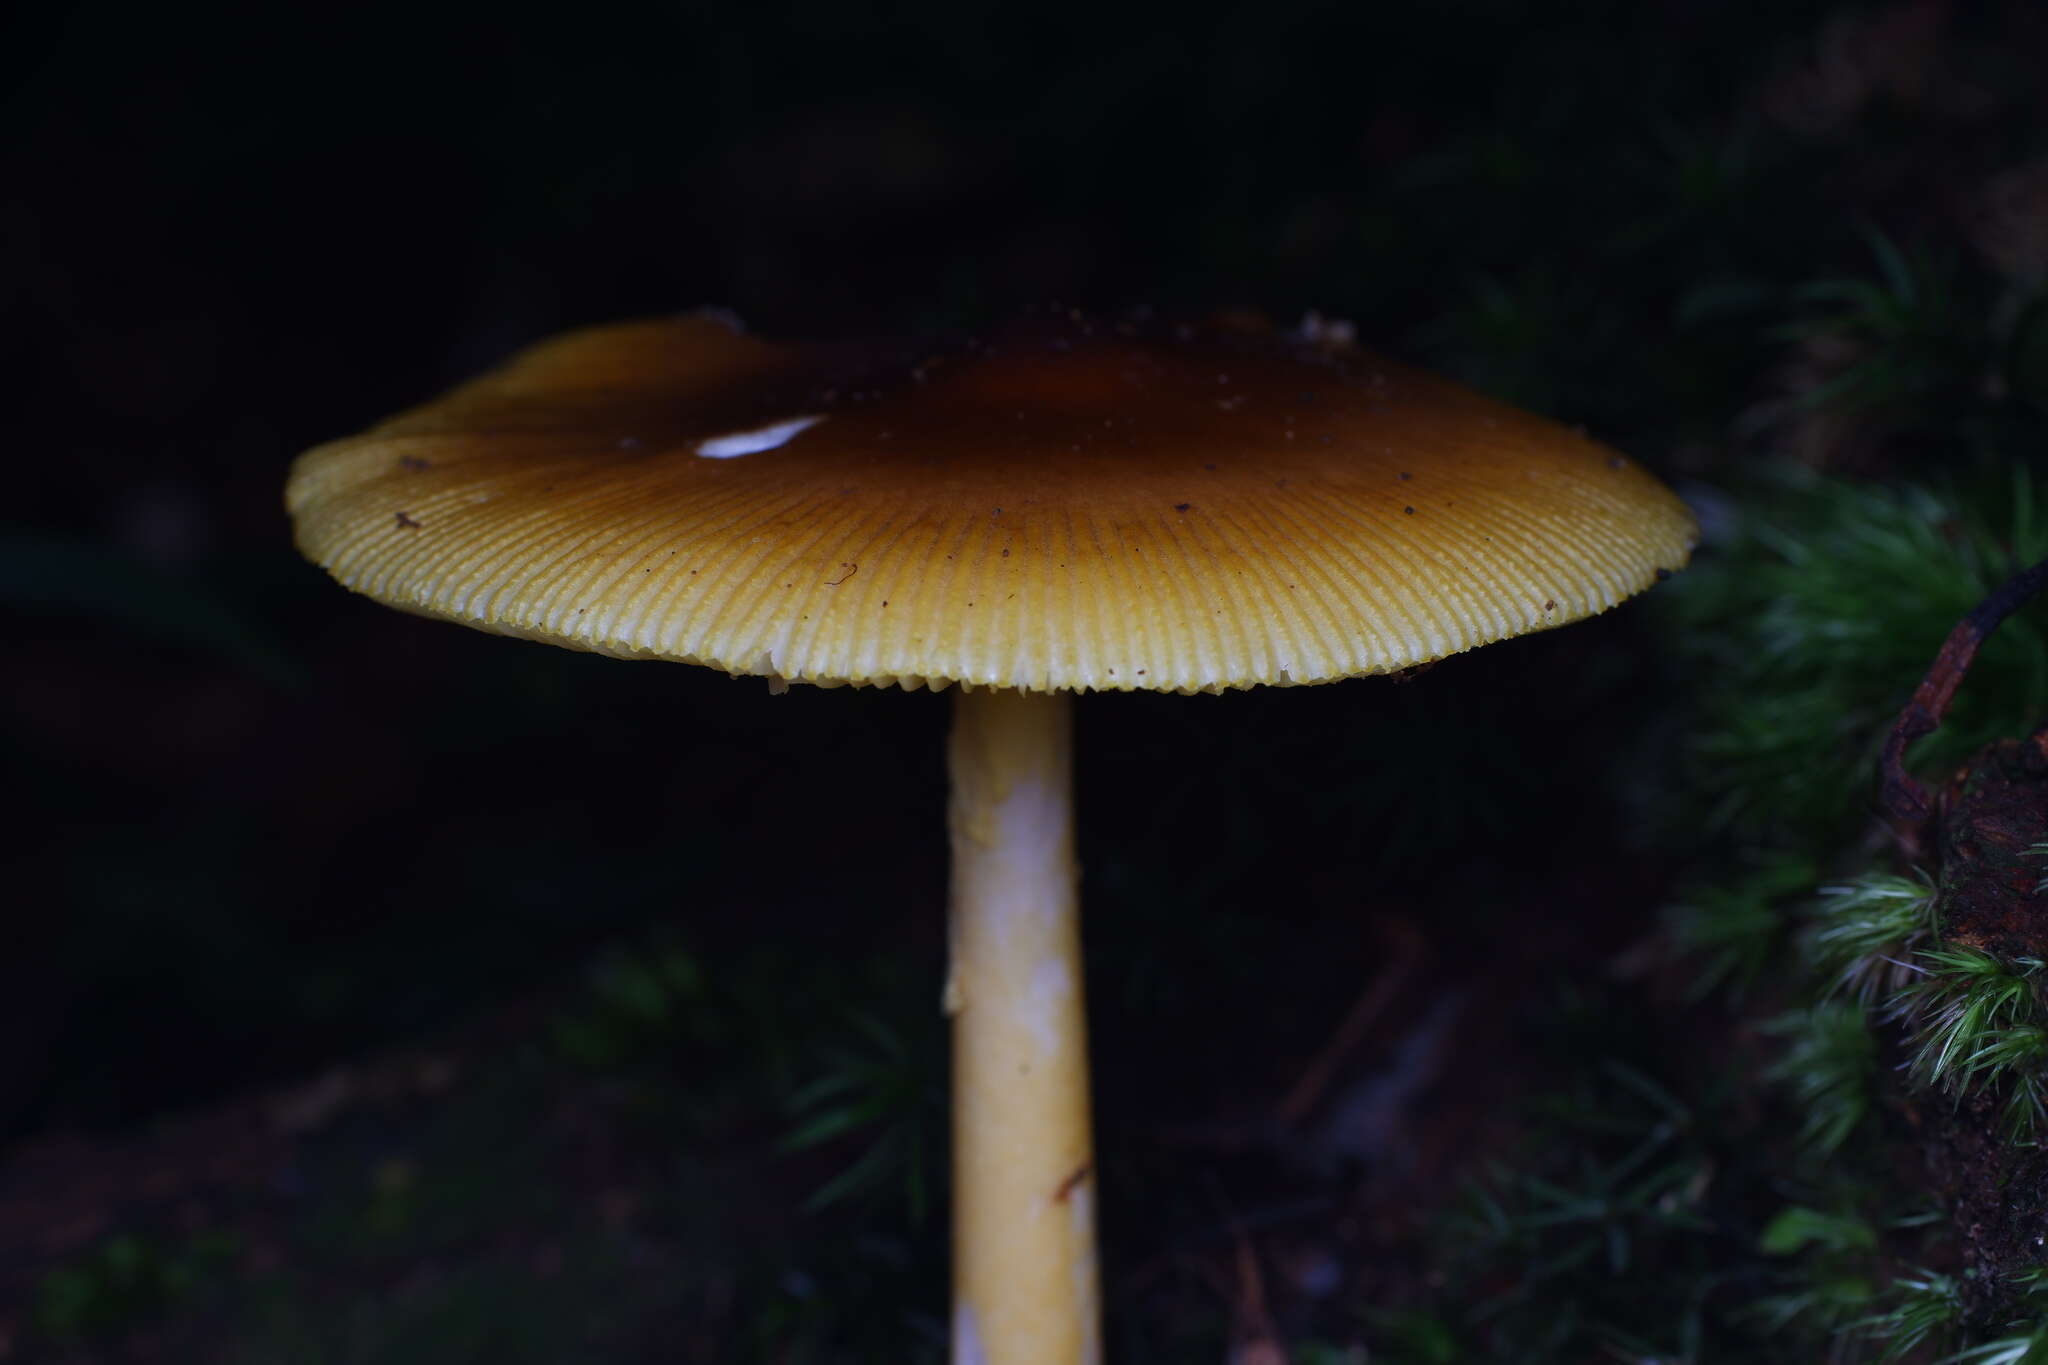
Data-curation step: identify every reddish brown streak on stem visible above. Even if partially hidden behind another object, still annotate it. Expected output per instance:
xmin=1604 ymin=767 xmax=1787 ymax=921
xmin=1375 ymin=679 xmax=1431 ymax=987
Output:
xmin=1053 ymin=1162 xmax=1090 ymax=1203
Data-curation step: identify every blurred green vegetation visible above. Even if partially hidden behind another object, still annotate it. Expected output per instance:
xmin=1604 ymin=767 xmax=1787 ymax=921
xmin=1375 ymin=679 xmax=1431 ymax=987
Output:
xmin=36 ymin=1231 xmax=241 ymax=1345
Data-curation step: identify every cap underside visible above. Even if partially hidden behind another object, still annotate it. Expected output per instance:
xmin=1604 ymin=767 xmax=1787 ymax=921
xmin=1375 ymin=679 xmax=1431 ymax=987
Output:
xmin=287 ymin=313 xmax=1698 ymax=694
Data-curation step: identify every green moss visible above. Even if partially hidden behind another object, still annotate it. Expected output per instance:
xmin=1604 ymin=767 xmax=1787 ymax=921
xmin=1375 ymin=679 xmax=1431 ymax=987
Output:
xmin=1662 ymin=471 xmax=2048 ymax=851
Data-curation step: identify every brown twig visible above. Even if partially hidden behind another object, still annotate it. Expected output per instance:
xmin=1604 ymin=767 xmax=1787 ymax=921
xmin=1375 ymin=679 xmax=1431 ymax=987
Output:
xmin=1194 ymin=1179 xmax=1290 ymax=1365
xmin=1879 ymin=554 xmax=2048 ymax=850
xmin=1277 ymin=915 xmax=1425 ymax=1127
xmin=1227 ymin=1229 xmax=1288 ymax=1365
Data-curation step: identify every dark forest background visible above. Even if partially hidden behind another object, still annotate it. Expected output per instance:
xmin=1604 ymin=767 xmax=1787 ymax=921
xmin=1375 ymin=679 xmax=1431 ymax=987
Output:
xmin=7 ymin=2 xmax=2048 ymax=1360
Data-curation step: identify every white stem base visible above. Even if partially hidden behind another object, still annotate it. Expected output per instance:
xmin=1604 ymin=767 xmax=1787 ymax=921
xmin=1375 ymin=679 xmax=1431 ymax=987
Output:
xmin=945 ymin=687 xmax=1099 ymax=1365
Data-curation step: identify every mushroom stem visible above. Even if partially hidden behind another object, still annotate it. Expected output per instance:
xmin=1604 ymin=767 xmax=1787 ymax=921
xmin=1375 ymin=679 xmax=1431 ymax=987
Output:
xmin=945 ymin=686 xmax=1099 ymax=1365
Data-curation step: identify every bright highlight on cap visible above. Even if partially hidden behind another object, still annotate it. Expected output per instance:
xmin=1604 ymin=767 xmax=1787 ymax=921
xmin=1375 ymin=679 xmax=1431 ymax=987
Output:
xmin=695 ymin=413 xmax=826 ymax=458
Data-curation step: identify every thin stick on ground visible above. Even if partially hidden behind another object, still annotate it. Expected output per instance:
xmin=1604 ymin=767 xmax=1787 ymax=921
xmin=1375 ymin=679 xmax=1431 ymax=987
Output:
xmin=1277 ymin=915 xmax=1426 ymax=1128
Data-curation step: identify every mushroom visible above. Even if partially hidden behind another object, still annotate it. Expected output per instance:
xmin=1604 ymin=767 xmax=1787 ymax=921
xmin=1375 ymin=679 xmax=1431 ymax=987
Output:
xmin=286 ymin=308 xmax=1697 ymax=1364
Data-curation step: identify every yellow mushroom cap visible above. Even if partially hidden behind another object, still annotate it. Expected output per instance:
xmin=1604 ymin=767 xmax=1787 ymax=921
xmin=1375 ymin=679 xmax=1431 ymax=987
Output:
xmin=286 ymin=310 xmax=1697 ymax=694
